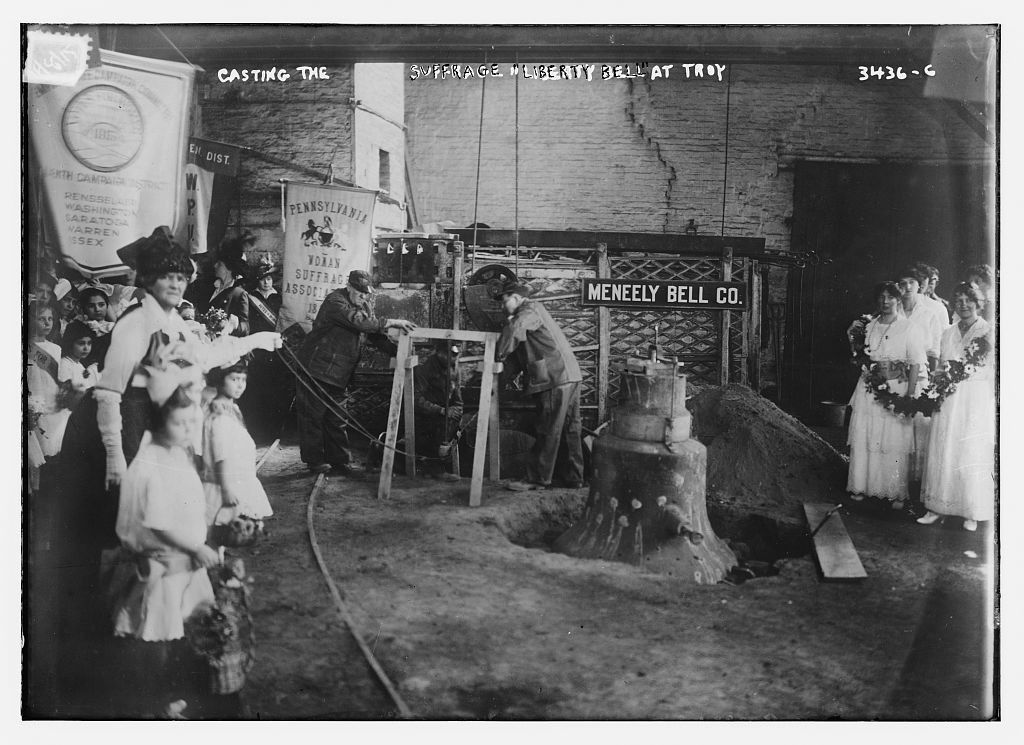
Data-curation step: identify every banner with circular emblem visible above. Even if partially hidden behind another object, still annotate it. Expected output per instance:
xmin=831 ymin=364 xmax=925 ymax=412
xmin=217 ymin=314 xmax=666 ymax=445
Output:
xmin=28 ymin=48 xmax=194 ymax=278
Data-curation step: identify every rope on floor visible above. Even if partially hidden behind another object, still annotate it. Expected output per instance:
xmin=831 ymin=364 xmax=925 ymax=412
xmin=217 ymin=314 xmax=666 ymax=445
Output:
xmin=305 ymin=473 xmax=414 ymax=718
xmin=255 ymin=438 xmax=280 ymax=475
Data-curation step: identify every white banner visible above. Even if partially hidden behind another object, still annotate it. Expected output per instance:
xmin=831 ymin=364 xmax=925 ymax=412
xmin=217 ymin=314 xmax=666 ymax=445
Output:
xmin=183 ymin=163 xmax=214 ymax=253
xmin=28 ymin=49 xmax=194 ymax=278
xmin=279 ymin=182 xmax=378 ymax=333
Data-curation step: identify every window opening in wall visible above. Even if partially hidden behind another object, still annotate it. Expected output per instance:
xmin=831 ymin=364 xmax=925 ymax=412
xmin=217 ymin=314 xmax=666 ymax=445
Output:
xmin=378 ymin=149 xmax=391 ymax=193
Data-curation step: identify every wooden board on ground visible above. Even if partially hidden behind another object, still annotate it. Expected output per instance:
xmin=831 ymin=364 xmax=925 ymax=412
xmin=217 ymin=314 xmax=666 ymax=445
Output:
xmin=803 ymin=502 xmax=867 ymax=581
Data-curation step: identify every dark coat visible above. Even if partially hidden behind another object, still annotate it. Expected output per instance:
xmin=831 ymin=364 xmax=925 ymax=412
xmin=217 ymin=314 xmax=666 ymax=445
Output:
xmin=208 ymin=280 xmax=250 ymax=336
xmin=496 ymin=298 xmax=582 ymax=394
xmin=298 ymin=287 xmax=396 ymax=387
xmin=247 ymin=290 xmax=282 ymax=335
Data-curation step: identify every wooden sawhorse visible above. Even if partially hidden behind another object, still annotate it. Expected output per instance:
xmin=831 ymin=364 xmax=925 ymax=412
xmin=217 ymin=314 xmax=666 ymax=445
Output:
xmin=377 ymin=328 xmax=501 ymax=506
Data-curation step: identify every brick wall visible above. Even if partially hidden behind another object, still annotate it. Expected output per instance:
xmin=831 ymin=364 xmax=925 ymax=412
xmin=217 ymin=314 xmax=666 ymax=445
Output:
xmin=405 ymin=62 xmax=991 ymax=265
xmin=405 ymin=62 xmax=992 ymax=389
xmin=196 ymin=64 xmax=410 ymax=259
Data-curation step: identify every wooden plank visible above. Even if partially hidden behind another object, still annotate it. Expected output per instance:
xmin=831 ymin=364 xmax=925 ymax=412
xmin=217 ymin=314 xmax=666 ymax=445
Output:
xmin=739 ymin=258 xmax=750 ymax=386
xmin=719 ymin=247 xmax=733 ymax=385
xmin=402 ymin=357 xmax=418 ymax=479
xmin=408 ymin=326 xmax=494 ymax=343
xmin=750 ymin=260 xmax=762 ymax=391
xmin=596 ymin=243 xmax=611 ymax=425
xmin=515 ymin=267 xmax=598 ymax=280
xmin=487 ymin=360 xmax=502 ymax=481
xmin=452 ymin=242 xmax=464 ymax=331
xmin=378 ymin=333 xmax=412 ymax=500
xmin=470 ymin=337 xmax=496 ymax=506
xmin=803 ymin=503 xmax=867 ymax=581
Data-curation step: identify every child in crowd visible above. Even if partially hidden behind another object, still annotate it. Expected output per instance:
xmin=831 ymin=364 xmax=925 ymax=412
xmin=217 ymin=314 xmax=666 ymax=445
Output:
xmin=78 ymin=287 xmax=115 ymax=370
xmin=110 ymin=374 xmax=219 ymax=719
xmin=201 ymin=360 xmax=274 ymax=527
xmin=27 ymin=302 xmax=63 ymax=458
xmin=58 ymin=320 xmax=100 ymax=412
xmin=55 ymin=280 xmax=78 ymax=342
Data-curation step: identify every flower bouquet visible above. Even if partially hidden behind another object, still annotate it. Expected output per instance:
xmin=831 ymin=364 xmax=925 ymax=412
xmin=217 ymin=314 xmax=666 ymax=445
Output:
xmin=916 ymin=335 xmax=992 ymax=417
xmin=185 ymin=557 xmax=256 ymax=694
xmin=199 ymin=308 xmax=231 ymax=341
xmin=848 ymin=313 xmax=874 ymax=367
xmin=26 ymin=395 xmax=47 ymax=431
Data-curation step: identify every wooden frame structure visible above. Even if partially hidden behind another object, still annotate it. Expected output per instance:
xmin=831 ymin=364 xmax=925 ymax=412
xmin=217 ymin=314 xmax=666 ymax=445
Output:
xmin=377 ymin=327 xmax=502 ymax=506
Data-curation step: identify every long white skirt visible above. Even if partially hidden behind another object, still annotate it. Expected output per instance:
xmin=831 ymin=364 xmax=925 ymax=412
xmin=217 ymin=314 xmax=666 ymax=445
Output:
xmin=922 ymin=377 xmax=995 ymax=521
xmin=846 ymin=376 xmax=915 ymax=502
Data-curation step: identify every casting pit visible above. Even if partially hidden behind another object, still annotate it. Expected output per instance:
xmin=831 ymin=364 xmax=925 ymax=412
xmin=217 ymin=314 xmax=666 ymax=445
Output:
xmin=499 ymin=490 xmax=811 ymax=583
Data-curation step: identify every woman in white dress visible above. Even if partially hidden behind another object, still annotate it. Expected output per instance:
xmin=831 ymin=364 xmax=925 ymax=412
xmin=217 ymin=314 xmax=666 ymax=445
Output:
xmin=846 ymin=282 xmax=928 ymax=509
xmin=917 ymin=283 xmax=995 ymax=531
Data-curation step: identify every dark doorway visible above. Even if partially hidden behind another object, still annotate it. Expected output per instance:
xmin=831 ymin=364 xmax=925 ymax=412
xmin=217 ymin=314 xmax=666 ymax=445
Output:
xmin=782 ymin=160 xmax=994 ymax=419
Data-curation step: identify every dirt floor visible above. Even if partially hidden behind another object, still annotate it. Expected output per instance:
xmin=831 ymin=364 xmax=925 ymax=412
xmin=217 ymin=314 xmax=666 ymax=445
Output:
xmin=237 ymin=436 xmax=996 ymax=720
xmin=25 ymin=387 xmax=997 ymax=721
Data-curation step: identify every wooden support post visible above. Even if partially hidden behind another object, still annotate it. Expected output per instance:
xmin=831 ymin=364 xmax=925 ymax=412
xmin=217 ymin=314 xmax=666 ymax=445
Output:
xmin=402 ymin=354 xmax=419 ymax=478
xmin=739 ymin=258 xmax=750 ymax=386
xmin=720 ymin=247 xmax=733 ymax=386
xmin=378 ymin=333 xmax=413 ymax=500
xmin=470 ymin=336 xmax=497 ymax=506
xmin=750 ymin=260 xmax=763 ymax=392
xmin=377 ymin=328 xmax=500 ymax=505
xmin=596 ymin=243 xmax=611 ymax=423
xmin=487 ymin=361 xmax=503 ymax=481
xmin=452 ymin=241 xmax=464 ymax=331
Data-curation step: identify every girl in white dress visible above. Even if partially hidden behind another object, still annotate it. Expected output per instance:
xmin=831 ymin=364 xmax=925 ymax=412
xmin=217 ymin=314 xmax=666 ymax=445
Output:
xmin=110 ymin=375 xmax=220 ymax=717
xmin=202 ymin=359 xmax=274 ymax=527
xmin=846 ymin=282 xmax=928 ymax=508
xmin=918 ymin=284 xmax=995 ymax=531
xmin=46 ymin=321 xmax=101 ymax=453
xmin=27 ymin=302 xmax=64 ymax=458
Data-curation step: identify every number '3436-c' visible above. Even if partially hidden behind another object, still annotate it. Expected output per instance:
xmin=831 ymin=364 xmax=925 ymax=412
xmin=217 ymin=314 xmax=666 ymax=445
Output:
xmin=859 ymin=65 xmax=936 ymax=80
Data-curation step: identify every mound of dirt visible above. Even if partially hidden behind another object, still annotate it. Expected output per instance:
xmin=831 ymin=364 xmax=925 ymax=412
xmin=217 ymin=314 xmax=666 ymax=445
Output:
xmin=687 ymin=384 xmax=848 ymax=519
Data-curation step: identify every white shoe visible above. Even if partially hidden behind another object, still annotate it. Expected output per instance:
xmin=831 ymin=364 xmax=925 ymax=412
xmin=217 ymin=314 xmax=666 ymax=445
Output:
xmin=849 ymin=494 xmax=864 ymax=502
xmin=963 ymin=519 xmax=978 ymax=532
xmin=162 ymin=699 xmax=189 ymax=720
xmin=916 ymin=511 xmax=942 ymax=525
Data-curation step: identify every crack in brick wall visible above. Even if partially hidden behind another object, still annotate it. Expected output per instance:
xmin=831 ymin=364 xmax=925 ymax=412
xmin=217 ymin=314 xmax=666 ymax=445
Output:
xmin=625 ymin=78 xmax=677 ymax=234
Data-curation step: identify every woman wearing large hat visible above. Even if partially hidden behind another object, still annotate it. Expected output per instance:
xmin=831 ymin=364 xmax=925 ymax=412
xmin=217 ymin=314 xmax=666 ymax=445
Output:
xmin=207 ymin=233 xmax=252 ymax=337
xmin=53 ymin=228 xmax=282 ymax=643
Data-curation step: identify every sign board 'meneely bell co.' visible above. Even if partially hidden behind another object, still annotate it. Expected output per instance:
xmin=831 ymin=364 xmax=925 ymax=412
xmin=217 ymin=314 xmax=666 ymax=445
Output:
xmin=580 ymin=278 xmax=747 ymax=311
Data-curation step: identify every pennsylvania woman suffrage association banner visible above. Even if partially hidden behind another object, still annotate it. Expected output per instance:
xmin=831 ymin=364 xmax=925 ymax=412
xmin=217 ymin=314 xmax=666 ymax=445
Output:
xmin=279 ymin=182 xmax=378 ymax=334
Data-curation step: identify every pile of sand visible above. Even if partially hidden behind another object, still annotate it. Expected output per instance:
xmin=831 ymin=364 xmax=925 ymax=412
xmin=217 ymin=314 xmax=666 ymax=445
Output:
xmin=687 ymin=385 xmax=848 ymax=518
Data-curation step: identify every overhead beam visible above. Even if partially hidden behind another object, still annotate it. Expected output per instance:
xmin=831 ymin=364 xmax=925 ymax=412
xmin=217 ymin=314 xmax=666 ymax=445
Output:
xmin=453 ymin=228 xmax=766 ymax=256
xmin=95 ymin=24 xmax=970 ymax=67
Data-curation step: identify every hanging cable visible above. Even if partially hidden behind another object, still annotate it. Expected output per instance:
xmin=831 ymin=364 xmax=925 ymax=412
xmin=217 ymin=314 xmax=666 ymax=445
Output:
xmin=277 ymin=341 xmax=452 ymax=462
xmin=154 ymin=26 xmax=196 ymax=68
xmin=514 ymin=50 xmax=520 ymax=278
xmin=471 ymin=52 xmax=488 ymax=274
xmin=720 ymin=64 xmax=732 ymax=236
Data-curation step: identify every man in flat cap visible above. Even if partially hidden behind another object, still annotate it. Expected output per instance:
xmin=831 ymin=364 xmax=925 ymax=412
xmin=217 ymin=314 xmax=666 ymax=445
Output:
xmin=494 ymin=280 xmax=585 ymax=491
xmin=296 ymin=269 xmax=416 ymax=474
